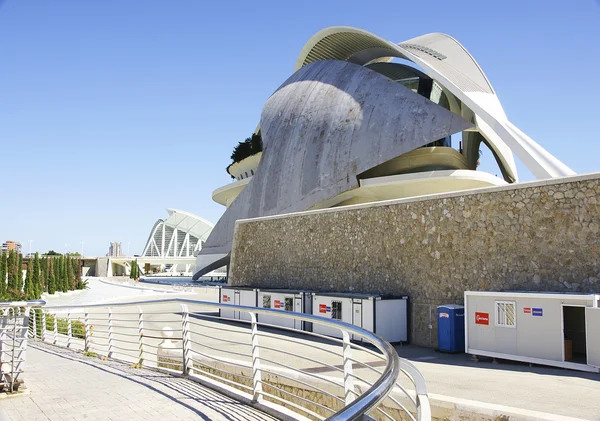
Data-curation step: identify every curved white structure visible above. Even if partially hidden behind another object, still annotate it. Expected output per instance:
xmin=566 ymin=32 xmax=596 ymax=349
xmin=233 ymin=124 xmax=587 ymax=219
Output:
xmin=142 ymin=208 xmax=213 ymax=259
xmin=196 ymin=27 xmax=575 ymax=278
xmin=294 ymin=27 xmax=574 ymax=181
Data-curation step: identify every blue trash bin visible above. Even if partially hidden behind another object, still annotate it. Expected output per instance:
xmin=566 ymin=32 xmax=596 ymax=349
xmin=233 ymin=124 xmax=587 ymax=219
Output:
xmin=437 ymin=304 xmax=465 ymax=352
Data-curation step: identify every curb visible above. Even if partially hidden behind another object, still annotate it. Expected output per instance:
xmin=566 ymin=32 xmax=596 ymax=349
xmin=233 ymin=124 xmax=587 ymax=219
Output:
xmin=428 ymin=393 xmax=590 ymax=421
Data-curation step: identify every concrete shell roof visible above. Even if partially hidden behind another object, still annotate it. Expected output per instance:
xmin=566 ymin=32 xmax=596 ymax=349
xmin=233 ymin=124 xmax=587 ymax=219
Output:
xmin=163 ymin=208 xmax=214 ymax=240
xmin=294 ymin=26 xmax=494 ymax=95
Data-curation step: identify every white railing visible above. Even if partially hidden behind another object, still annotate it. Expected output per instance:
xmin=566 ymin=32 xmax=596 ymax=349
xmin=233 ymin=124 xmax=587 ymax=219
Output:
xmin=1 ymin=300 xmax=45 ymax=393
xmin=29 ymin=298 xmax=430 ymax=421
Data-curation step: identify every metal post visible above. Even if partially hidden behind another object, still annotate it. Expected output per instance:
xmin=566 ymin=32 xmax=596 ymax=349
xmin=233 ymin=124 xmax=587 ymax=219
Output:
xmin=107 ymin=308 xmax=114 ymax=358
xmin=67 ymin=313 xmax=72 ymax=348
xmin=342 ymin=330 xmax=355 ymax=405
xmin=10 ymin=309 xmax=17 ymax=392
xmin=250 ymin=312 xmax=262 ymax=402
xmin=41 ymin=312 xmax=47 ymax=342
xmin=84 ymin=310 xmax=90 ymax=352
xmin=53 ymin=314 xmax=58 ymax=344
xmin=180 ymin=304 xmax=192 ymax=375
xmin=31 ymin=309 xmax=37 ymax=339
xmin=137 ymin=306 xmax=144 ymax=366
xmin=19 ymin=307 xmax=30 ymax=386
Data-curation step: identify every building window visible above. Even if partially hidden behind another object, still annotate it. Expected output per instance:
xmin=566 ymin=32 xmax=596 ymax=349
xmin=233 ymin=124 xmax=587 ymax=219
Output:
xmin=332 ymin=301 xmax=343 ymax=320
xmin=284 ymin=298 xmax=293 ymax=311
xmin=263 ymin=295 xmax=271 ymax=309
xmin=495 ymin=301 xmax=516 ymax=328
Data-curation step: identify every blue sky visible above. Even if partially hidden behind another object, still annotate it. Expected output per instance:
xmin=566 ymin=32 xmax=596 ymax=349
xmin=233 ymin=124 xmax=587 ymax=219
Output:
xmin=1 ymin=0 xmax=599 ymax=257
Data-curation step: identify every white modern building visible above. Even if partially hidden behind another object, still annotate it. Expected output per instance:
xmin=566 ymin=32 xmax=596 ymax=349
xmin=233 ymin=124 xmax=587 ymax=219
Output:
xmin=137 ymin=208 xmax=214 ymax=274
xmin=210 ymin=27 xmax=574 ymax=212
xmin=194 ymin=26 xmax=576 ymax=278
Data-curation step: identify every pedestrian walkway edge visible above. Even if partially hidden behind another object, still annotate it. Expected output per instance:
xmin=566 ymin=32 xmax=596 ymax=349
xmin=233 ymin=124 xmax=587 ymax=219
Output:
xmin=427 ymin=393 xmax=590 ymax=421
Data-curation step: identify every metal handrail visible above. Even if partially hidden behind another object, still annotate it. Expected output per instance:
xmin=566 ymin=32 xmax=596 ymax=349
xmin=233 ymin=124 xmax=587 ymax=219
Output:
xmin=35 ymin=298 xmax=430 ymax=420
xmin=1 ymin=300 xmax=45 ymax=394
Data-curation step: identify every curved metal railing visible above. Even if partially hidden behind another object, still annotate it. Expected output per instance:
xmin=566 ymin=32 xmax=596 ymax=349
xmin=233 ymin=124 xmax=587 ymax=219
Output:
xmin=1 ymin=300 xmax=45 ymax=393
xmin=28 ymin=298 xmax=430 ymax=421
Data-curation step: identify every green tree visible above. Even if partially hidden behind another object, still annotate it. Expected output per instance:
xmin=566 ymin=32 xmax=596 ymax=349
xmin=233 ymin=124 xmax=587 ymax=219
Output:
xmin=24 ymin=260 xmax=34 ymax=299
xmin=40 ymin=257 xmax=48 ymax=292
xmin=44 ymin=250 xmax=61 ymax=256
xmin=67 ymin=255 xmax=75 ymax=290
xmin=7 ymin=250 xmax=16 ymax=291
xmin=60 ymin=255 xmax=68 ymax=292
xmin=130 ymin=260 xmax=137 ymax=280
xmin=16 ymin=253 xmax=23 ymax=291
xmin=47 ymin=258 xmax=56 ymax=295
xmin=229 ymin=132 xmax=263 ymax=165
xmin=33 ymin=253 xmax=41 ymax=299
xmin=75 ymin=258 xmax=83 ymax=289
xmin=0 ymin=251 xmax=6 ymax=297
xmin=55 ymin=256 xmax=62 ymax=289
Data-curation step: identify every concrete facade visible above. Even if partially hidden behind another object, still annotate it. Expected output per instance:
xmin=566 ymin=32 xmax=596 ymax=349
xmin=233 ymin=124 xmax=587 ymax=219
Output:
xmin=193 ymin=59 xmax=471 ymax=277
xmin=229 ymin=173 xmax=600 ymax=347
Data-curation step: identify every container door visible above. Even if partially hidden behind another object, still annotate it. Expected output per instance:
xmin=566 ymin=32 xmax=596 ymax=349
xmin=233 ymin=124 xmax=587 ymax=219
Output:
xmin=585 ymin=307 xmax=600 ymax=367
xmin=352 ymin=300 xmax=362 ymax=341
xmin=294 ymin=296 xmax=303 ymax=330
xmin=234 ymin=290 xmax=241 ymax=320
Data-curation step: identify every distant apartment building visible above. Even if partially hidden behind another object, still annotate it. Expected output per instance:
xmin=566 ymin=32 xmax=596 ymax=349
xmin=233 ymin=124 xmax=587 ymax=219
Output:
xmin=108 ymin=241 xmax=122 ymax=257
xmin=2 ymin=240 xmax=22 ymax=254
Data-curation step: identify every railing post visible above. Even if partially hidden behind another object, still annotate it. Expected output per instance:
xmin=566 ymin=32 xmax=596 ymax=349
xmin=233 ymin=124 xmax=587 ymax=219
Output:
xmin=53 ymin=313 xmax=58 ymax=344
xmin=181 ymin=304 xmax=192 ymax=375
xmin=84 ymin=309 xmax=90 ymax=352
xmin=41 ymin=312 xmax=47 ymax=342
xmin=10 ymin=308 xmax=17 ymax=392
xmin=31 ymin=309 xmax=37 ymax=339
xmin=67 ymin=312 xmax=72 ymax=348
xmin=342 ymin=330 xmax=355 ymax=405
xmin=250 ymin=312 xmax=262 ymax=402
xmin=137 ymin=306 xmax=144 ymax=366
xmin=107 ymin=308 xmax=114 ymax=358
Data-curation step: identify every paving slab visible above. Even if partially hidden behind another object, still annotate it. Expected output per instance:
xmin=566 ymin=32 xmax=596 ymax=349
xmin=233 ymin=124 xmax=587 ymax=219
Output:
xmin=0 ymin=342 xmax=277 ymax=421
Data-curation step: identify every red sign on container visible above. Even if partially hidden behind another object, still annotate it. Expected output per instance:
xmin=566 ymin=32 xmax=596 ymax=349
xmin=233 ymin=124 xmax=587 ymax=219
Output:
xmin=274 ymin=300 xmax=281 ymax=309
xmin=524 ymin=307 xmax=531 ymax=314
xmin=223 ymin=295 xmax=228 ymax=303
xmin=475 ymin=312 xmax=489 ymax=325
xmin=319 ymin=304 xmax=327 ymax=313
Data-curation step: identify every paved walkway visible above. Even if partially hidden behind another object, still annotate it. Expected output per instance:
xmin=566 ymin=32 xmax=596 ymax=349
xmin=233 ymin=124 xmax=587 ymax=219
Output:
xmin=0 ymin=343 xmax=277 ymax=421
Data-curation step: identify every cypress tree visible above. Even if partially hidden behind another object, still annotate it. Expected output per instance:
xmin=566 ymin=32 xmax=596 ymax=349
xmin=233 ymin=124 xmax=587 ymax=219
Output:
xmin=55 ymin=256 xmax=61 ymax=289
xmin=7 ymin=250 xmax=16 ymax=291
xmin=47 ymin=258 xmax=56 ymax=295
xmin=75 ymin=258 xmax=83 ymax=289
xmin=62 ymin=256 xmax=69 ymax=292
xmin=0 ymin=251 xmax=6 ymax=297
xmin=33 ymin=253 xmax=41 ymax=299
xmin=40 ymin=257 xmax=48 ymax=292
xmin=16 ymin=253 xmax=23 ymax=291
xmin=67 ymin=256 xmax=75 ymax=290
xmin=24 ymin=260 xmax=33 ymax=299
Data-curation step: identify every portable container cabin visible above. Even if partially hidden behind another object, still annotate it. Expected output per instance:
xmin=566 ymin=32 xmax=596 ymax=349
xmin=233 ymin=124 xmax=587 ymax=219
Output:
xmin=465 ymin=291 xmax=600 ymax=372
xmin=311 ymin=293 xmax=408 ymax=343
xmin=256 ymin=289 xmax=313 ymax=331
xmin=219 ymin=286 xmax=257 ymax=322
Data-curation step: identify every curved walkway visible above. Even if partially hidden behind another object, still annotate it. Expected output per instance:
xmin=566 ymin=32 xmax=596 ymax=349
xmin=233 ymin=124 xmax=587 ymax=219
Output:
xmin=0 ymin=342 xmax=276 ymax=421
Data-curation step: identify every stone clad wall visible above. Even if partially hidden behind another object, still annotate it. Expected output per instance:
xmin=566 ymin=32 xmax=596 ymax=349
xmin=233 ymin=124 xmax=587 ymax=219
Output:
xmin=229 ymin=173 xmax=600 ymax=347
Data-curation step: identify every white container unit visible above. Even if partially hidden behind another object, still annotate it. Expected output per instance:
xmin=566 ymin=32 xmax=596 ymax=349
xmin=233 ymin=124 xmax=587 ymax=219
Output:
xmin=465 ymin=291 xmax=600 ymax=373
xmin=311 ymin=293 xmax=408 ymax=343
xmin=219 ymin=287 xmax=257 ymax=322
xmin=256 ymin=289 xmax=312 ymax=331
